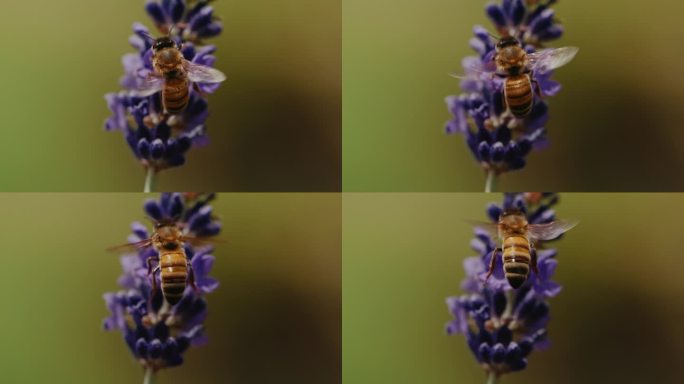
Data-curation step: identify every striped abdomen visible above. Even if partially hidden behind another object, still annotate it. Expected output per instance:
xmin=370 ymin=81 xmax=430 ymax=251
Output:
xmin=502 ymin=236 xmax=531 ymax=289
xmin=162 ymin=77 xmax=189 ymax=114
xmin=504 ymin=74 xmax=533 ymax=118
xmin=159 ymin=250 xmax=188 ymax=305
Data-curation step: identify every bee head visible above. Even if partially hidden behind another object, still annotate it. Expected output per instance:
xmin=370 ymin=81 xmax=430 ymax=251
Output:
xmin=153 ymin=218 xmax=175 ymax=229
xmin=499 ymin=210 xmax=528 ymax=231
xmin=152 ymin=222 xmax=183 ymax=250
xmin=153 ymin=36 xmax=178 ymax=51
xmin=153 ymin=219 xmax=180 ymax=236
xmin=496 ymin=36 xmax=521 ymax=50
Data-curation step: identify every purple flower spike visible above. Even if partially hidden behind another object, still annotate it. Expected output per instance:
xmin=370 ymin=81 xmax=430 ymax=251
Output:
xmin=104 ymin=1 xmax=225 ymax=188
xmin=104 ymin=193 xmax=221 ymax=375
xmin=446 ymin=193 xmax=573 ymax=380
xmin=445 ymin=1 xmax=576 ymax=186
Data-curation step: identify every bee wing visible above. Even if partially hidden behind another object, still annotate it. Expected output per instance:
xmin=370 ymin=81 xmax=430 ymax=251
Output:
xmin=182 ymin=235 xmax=226 ymax=248
xmin=184 ymin=60 xmax=226 ymax=84
xmin=449 ymin=56 xmax=496 ymax=79
xmin=527 ymin=220 xmax=578 ymax=242
xmin=107 ymin=238 xmax=153 ymax=252
xmin=129 ymin=74 xmax=164 ymax=97
xmin=465 ymin=220 xmax=499 ymax=237
xmin=449 ymin=64 xmax=488 ymax=79
xmin=527 ymin=46 xmax=579 ymax=74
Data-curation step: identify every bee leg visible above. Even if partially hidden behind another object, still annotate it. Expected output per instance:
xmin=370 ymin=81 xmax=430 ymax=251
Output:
xmin=530 ymin=247 xmax=540 ymax=276
xmin=187 ymin=265 xmax=199 ymax=292
xmin=532 ymin=78 xmax=543 ymax=97
xmin=147 ymin=256 xmax=160 ymax=275
xmin=147 ymin=256 xmax=160 ymax=295
xmin=484 ymin=248 xmax=502 ymax=281
xmin=193 ymin=82 xmax=208 ymax=98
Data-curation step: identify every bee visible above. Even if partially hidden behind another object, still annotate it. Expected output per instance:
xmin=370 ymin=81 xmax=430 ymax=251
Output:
xmin=452 ymin=36 xmax=578 ymax=119
xmin=110 ymin=219 xmax=212 ymax=305
xmin=494 ymin=36 xmax=578 ymax=118
xmin=133 ymin=35 xmax=226 ymax=114
xmin=483 ymin=210 xmax=577 ymax=288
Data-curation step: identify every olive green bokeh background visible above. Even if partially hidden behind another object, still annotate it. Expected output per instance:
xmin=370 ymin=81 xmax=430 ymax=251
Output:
xmin=1 ymin=0 xmax=340 ymax=191
xmin=343 ymin=0 xmax=684 ymax=191
xmin=343 ymin=193 xmax=684 ymax=383
xmin=0 ymin=193 xmax=340 ymax=383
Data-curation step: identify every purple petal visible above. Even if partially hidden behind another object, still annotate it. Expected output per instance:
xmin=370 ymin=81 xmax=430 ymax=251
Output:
xmin=198 ymin=82 xmax=221 ymax=94
xmin=463 ymin=256 xmax=483 ymax=278
xmin=191 ymin=252 xmax=215 ymax=276
xmin=540 ymin=281 xmax=562 ymax=297
xmin=198 ymin=277 xmax=219 ymax=293
xmin=130 ymin=222 xmax=149 ymax=240
xmin=485 ymin=3 xmax=507 ymax=28
xmin=536 ymin=248 xmax=558 ymax=260
xmin=538 ymin=258 xmax=558 ymax=280
xmin=144 ymin=199 xmax=164 ymax=221
xmin=104 ymin=93 xmax=128 ymax=131
xmin=145 ymin=1 xmax=167 ymax=25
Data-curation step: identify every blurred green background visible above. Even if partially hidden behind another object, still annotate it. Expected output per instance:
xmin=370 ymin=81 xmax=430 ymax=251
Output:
xmin=343 ymin=0 xmax=684 ymax=191
xmin=0 ymin=193 xmax=340 ymax=383
xmin=0 ymin=0 xmax=340 ymax=191
xmin=343 ymin=193 xmax=684 ymax=383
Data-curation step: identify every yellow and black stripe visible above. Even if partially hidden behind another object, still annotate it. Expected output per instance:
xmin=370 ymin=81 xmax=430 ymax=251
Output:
xmin=502 ymin=236 xmax=531 ymax=288
xmin=160 ymin=251 xmax=188 ymax=304
xmin=504 ymin=75 xmax=533 ymax=118
xmin=163 ymin=77 xmax=190 ymax=114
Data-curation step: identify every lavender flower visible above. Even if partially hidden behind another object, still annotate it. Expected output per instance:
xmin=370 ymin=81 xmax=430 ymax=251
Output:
xmin=445 ymin=193 xmax=568 ymax=382
xmin=445 ymin=0 xmax=573 ymax=191
xmin=103 ymin=193 xmax=220 ymax=380
xmin=104 ymin=1 xmax=224 ymax=191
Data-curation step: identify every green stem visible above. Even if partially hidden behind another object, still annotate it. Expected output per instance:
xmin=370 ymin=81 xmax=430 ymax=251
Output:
xmin=485 ymin=170 xmax=497 ymax=193
xmin=486 ymin=372 xmax=498 ymax=384
xmin=144 ymin=168 xmax=156 ymax=193
xmin=143 ymin=368 xmax=156 ymax=384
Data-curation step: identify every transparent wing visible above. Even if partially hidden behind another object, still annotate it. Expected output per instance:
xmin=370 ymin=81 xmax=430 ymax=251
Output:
xmin=129 ymin=74 xmax=164 ymax=97
xmin=448 ymin=67 xmax=489 ymax=79
xmin=107 ymin=238 xmax=153 ymax=252
xmin=528 ymin=219 xmax=578 ymax=241
xmin=182 ymin=235 xmax=226 ymax=247
xmin=466 ymin=220 xmax=499 ymax=238
xmin=184 ymin=60 xmax=226 ymax=84
xmin=527 ymin=46 xmax=579 ymax=74
xmin=449 ymin=55 xmax=496 ymax=79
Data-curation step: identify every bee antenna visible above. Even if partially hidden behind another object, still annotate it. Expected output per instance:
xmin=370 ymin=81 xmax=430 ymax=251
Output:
xmin=139 ymin=30 xmax=155 ymax=44
xmin=487 ymin=32 xmax=500 ymax=41
xmin=143 ymin=216 xmax=160 ymax=226
xmin=157 ymin=217 xmax=178 ymax=228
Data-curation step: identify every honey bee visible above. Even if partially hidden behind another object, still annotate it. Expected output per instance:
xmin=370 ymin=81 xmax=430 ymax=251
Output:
xmin=483 ymin=210 xmax=577 ymax=288
xmin=452 ymin=36 xmax=578 ymax=119
xmin=110 ymin=219 xmax=213 ymax=305
xmin=494 ymin=36 xmax=578 ymax=118
xmin=133 ymin=35 xmax=226 ymax=114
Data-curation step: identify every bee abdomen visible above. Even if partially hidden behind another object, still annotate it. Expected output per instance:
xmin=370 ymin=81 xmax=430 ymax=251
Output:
xmin=163 ymin=78 xmax=189 ymax=114
xmin=502 ymin=236 xmax=531 ymax=288
xmin=505 ymin=75 xmax=533 ymax=117
xmin=504 ymin=264 xmax=529 ymax=288
xmin=160 ymin=252 xmax=188 ymax=305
